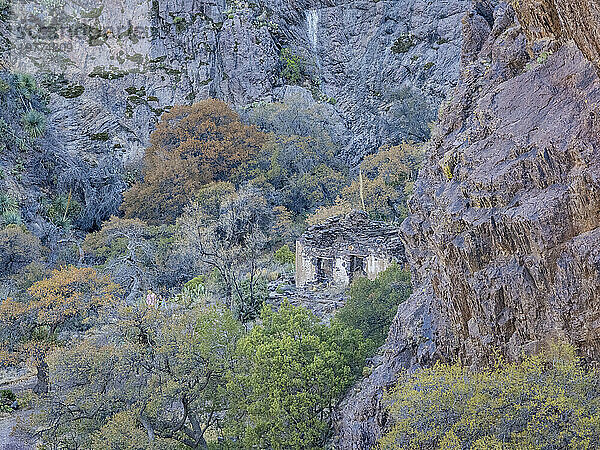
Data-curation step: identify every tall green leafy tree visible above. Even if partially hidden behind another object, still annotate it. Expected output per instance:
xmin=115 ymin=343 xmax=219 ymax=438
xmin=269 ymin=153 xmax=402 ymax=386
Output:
xmin=227 ymin=302 xmax=368 ymax=449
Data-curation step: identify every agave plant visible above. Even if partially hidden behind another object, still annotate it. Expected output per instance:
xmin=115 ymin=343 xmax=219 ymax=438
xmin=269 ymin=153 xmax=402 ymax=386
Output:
xmin=22 ymin=109 xmax=46 ymax=139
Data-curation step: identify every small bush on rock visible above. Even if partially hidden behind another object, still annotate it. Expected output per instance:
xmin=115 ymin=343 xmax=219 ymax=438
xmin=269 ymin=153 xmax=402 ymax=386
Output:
xmin=391 ymin=34 xmax=415 ymax=54
xmin=274 ymin=244 xmax=295 ymax=265
xmin=280 ymin=48 xmax=303 ymax=84
xmin=0 ymin=389 xmax=15 ymax=408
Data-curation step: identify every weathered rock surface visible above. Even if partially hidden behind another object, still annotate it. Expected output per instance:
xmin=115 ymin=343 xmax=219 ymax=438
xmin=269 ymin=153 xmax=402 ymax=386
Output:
xmin=335 ymin=1 xmax=600 ymax=447
xmin=7 ymin=0 xmax=468 ymax=168
xmin=513 ymin=0 xmax=600 ymax=68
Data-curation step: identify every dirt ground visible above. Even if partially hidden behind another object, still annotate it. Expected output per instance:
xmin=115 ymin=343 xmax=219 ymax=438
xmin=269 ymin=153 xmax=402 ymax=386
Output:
xmin=0 ymin=376 xmax=36 ymax=450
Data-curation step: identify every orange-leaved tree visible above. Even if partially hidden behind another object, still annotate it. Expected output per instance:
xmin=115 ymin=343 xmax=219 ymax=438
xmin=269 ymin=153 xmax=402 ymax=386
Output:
xmin=122 ymin=99 xmax=266 ymax=225
xmin=0 ymin=265 xmax=120 ymax=393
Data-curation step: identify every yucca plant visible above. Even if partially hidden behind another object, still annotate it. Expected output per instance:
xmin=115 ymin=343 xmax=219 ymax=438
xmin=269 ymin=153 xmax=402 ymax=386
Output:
xmin=16 ymin=73 xmax=37 ymax=98
xmin=22 ymin=109 xmax=46 ymax=139
xmin=0 ymin=193 xmax=18 ymax=214
xmin=46 ymin=192 xmax=80 ymax=230
xmin=51 ymin=215 xmax=72 ymax=230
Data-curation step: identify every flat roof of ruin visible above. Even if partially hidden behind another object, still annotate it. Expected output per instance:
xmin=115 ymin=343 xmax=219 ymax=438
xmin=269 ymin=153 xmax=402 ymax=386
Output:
xmin=298 ymin=210 xmax=403 ymax=251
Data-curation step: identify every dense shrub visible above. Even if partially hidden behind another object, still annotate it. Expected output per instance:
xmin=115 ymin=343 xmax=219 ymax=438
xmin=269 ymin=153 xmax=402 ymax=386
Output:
xmin=247 ymin=94 xmax=346 ymax=147
xmin=309 ymin=143 xmax=424 ymax=224
xmin=336 ymin=264 xmax=411 ymax=349
xmin=274 ymin=244 xmax=295 ymax=265
xmin=344 ymin=143 xmax=423 ymax=221
xmin=306 ymin=197 xmax=354 ymax=226
xmin=243 ymin=96 xmax=350 ymax=217
xmin=122 ymin=100 xmax=266 ymax=224
xmin=380 ymin=343 xmax=600 ymax=449
xmin=227 ymin=302 xmax=369 ymax=448
xmin=242 ymin=133 xmax=347 ymax=215
xmin=0 ymin=225 xmax=44 ymax=277
xmin=280 ymin=48 xmax=303 ymax=84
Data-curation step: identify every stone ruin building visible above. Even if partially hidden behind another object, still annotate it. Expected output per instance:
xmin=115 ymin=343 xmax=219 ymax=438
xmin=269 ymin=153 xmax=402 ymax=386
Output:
xmin=295 ymin=211 xmax=405 ymax=288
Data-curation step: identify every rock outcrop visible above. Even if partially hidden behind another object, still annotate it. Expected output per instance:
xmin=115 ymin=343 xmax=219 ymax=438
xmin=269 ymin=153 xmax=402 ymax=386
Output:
xmin=335 ymin=1 xmax=600 ymax=447
xmin=512 ymin=0 xmax=600 ymax=68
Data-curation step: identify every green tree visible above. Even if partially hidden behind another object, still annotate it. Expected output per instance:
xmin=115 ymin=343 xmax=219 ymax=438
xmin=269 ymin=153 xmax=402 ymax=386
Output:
xmin=274 ymin=244 xmax=295 ymax=265
xmin=379 ymin=343 xmax=600 ymax=449
xmin=30 ymin=305 xmax=243 ymax=449
xmin=336 ymin=264 xmax=411 ymax=349
xmin=227 ymin=301 xmax=369 ymax=448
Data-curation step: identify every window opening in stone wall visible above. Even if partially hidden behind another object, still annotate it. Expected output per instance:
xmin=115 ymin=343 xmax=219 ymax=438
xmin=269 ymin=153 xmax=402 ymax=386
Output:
xmin=349 ymin=255 xmax=366 ymax=282
xmin=316 ymin=257 xmax=334 ymax=284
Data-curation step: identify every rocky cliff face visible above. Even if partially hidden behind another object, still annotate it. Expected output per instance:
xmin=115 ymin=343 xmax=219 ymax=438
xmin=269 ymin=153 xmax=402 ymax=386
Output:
xmin=0 ymin=0 xmax=469 ymax=233
xmin=7 ymin=0 xmax=467 ymax=167
xmin=336 ymin=1 xmax=600 ymax=447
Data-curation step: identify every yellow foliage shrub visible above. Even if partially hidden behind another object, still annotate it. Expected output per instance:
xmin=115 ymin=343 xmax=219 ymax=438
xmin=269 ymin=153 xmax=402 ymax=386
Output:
xmin=380 ymin=343 xmax=600 ymax=449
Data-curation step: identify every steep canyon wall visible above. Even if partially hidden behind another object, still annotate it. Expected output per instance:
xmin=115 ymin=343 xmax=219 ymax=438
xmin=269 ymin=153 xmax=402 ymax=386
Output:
xmin=6 ymin=0 xmax=469 ymax=165
xmin=336 ymin=1 xmax=600 ymax=447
